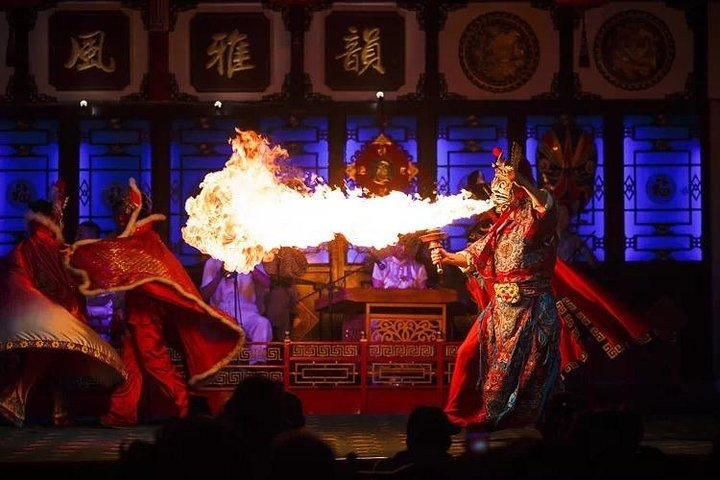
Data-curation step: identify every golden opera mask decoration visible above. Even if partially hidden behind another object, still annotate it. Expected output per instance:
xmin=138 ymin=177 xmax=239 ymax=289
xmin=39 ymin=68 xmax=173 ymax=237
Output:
xmin=345 ymin=133 xmax=418 ymax=197
xmin=536 ymin=116 xmax=597 ymax=216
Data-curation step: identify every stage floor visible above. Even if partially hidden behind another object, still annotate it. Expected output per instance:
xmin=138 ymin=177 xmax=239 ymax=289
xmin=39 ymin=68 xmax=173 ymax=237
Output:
xmin=1 ymin=413 xmax=717 ymax=463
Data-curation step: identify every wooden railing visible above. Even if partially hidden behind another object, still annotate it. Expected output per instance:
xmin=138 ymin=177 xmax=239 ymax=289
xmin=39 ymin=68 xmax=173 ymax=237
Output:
xmin=190 ymin=339 xmax=463 ymax=414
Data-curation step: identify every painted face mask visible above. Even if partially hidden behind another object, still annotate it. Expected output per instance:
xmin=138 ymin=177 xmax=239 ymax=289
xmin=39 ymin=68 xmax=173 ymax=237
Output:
xmin=490 ymin=171 xmax=513 ymax=208
xmin=489 ymin=144 xmax=521 ymax=210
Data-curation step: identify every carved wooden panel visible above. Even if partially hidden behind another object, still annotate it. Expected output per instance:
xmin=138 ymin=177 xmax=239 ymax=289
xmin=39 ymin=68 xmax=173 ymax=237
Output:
xmin=576 ymin=3 xmax=693 ymax=99
xmin=29 ymin=6 xmax=147 ymax=101
xmin=170 ymin=5 xmax=289 ymax=101
xmin=305 ymin=5 xmax=424 ymax=101
xmin=440 ymin=3 xmax=557 ymax=99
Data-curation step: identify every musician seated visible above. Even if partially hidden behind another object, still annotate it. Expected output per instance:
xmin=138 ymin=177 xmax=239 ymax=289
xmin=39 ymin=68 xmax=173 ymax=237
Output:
xmin=371 ymin=241 xmax=428 ymax=290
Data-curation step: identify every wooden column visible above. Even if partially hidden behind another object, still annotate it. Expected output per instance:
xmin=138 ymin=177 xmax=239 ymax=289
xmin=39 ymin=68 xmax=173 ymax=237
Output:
xmin=416 ymin=1 xmax=441 ymax=198
xmin=556 ymin=5 xmax=575 ymax=101
xmin=706 ymin=3 xmax=720 ymax=391
xmin=5 ymin=8 xmax=32 ymax=102
xmin=287 ymin=5 xmax=308 ymax=103
xmin=147 ymin=0 xmax=171 ymax=101
xmin=59 ymin=112 xmax=80 ymax=240
xmin=710 ymin=100 xmax=720 ymax=391
xmin=144 ymin=1 xmax=172 ymax=241
xmin=150 ymin=114 xmax=171 ymax=242
xmin=603 ymin=111 xmax=624 ymax=264
xmin=328 ymin=105 xmax=347 ymax=189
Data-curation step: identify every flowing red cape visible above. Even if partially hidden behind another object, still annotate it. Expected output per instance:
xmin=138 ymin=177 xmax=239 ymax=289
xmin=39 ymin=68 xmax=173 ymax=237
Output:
xmin=466 ymin=258 xmax=652 ymax=375
xmin=67 ymin=227 xmax=244 ymax=386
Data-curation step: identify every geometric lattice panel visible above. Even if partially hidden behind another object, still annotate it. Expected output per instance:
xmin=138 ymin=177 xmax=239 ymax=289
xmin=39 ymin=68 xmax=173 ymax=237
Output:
xmin=623 ymin=115 xmax=702 ymax=261
xmin=290 ymin=362 xmax=359 ymax=386
xmin=290 ymin=343 xmax=359 ymax=358
xmin=0 ymin=118 xmax=59 ymax=255
xmin=259 ymin=116 xmax=330 ymax=264
xmin=370 ymin=362 xmax=435 ymax=385
xmin=79 ymin=119 xmax=151 ymax=236
xmin=259 ymin=116 xmax=329 ymax=184
xmin=170 ymin=118 xmax=238 ymax=265
xmin=436 ymin=115 xmax=508 ymax=252
xmin=368 ymin=343 xmax=436 ymax=359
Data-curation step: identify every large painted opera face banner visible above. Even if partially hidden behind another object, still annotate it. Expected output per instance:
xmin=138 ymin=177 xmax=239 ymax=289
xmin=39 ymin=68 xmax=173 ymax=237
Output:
xmin=190 ymin=12 xmax=271 ymax=92
xmin=537 ymin=117 xmax=598 ymax=215
xmin=48 ymin=11 xmax=130 ymax=91
xmin=325 ymin=11 xmax=405 ymax=91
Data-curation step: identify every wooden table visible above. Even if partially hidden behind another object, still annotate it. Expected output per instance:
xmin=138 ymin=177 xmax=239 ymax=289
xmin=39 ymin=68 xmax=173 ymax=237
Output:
xmin=315 ymin=288 xmax=459 ymax=341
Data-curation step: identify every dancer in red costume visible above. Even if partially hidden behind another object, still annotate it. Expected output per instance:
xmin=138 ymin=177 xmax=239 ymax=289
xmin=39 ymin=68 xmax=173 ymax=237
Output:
xmin=463 ymin=178 xmax=651 ymax=377
xmin=65 ymin=179 xmax=244 ymax=426
xmin=0 ymin=181 xmax=126 ymax=427
xmin=447 ymin=151 xmax=653 ymax=430
xmin=433 ymin=144 xmax=560 ymax=430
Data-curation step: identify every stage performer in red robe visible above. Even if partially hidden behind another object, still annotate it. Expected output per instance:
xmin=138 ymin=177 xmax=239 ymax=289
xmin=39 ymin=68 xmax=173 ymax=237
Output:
xmin=432 ymin=144 xmax=560 ymax=429
xmin=463 ymin=197 xmax=651 ymax=378
xmin=0 ymin=182 xmax=126 ymax=427
xmin=65 ymin=179 xmax=244 ymax=427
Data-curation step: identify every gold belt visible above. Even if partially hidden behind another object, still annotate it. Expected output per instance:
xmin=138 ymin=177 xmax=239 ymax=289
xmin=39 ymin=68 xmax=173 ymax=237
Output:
xmin=493 ymin=282 xmax=521 ymax=304
xmin=493 ymin=281 xmax=550 ymax=304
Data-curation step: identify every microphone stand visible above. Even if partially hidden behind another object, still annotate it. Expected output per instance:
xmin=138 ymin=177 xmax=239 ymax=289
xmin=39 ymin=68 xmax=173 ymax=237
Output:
xmin=226 ymin=271 xmax=244 ymax=331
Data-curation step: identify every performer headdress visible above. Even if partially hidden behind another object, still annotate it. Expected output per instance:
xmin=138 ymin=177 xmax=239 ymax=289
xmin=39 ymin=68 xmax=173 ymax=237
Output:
xmin=112 ymin=179 xmax=152 ymax=230
xmin=490 ymin=142 xmax=522 ymax=209
xmin=27 ymin=179 xmax=68 ymax=226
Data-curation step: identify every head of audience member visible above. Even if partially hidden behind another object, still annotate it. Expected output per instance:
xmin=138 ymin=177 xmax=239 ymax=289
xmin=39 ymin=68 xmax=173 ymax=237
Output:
xmin=538 ymin=392 xmax=589 ymax=446
xmin=267 ymin=430 xmax=337 ymax=480
xmin=570 ymin=408 xmax=644 ymax=463
xmin=188 ymin=395 xmax=212 ymax=418
xmin=406 ymin=405 xmax=461 ymax=454
xmin=75 ymin=220 xmax=101 ymax=241
xmin=219 ymin=375 xmax=287 ymax=442
xmin=119 ymin=439 xmax=157 ymax=479
xmin=283 ymin=390 xmax=306 ymax=430
xmin=151 ymin=416 xmax=243 ymax=480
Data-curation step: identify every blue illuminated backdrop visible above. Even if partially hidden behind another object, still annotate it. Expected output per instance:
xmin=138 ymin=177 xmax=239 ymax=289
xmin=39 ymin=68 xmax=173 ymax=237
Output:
xmin=170 ymin=118 xmax=237 ymax=265
xmin=0 ymin=119 xmax=59 ymax=256
xmin=79 ymin=119 xmax=152 ymax=236
xmin=436 ymin=115 xmax=508 ymax=252
xmin=623 ymin=115 xmax=702 ymax=261
xmin=259 ymin=116 xmax=330 ymax=265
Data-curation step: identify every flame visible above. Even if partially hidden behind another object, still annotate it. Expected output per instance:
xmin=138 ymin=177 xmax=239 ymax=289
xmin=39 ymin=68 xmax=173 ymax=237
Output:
xmin=182 ymin=130 xmax=493 ymax=273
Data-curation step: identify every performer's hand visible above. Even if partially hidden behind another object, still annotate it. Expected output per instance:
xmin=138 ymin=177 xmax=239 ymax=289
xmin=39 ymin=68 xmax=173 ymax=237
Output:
xmin=432 ymin=248 xmax=472 ymax=269
xmin=430 ymin=247 xmax=450 ymax=265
